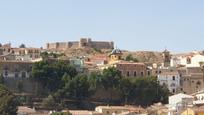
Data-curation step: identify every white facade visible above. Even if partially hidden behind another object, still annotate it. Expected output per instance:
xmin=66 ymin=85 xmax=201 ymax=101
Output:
xmin=171 ymin=53 xmax=204 ymax=67
xmin=192 ymin=90 xmax=204 ymax=105
xmin=157 ymin=71 xmax=180 ymax=94
xmin=168 ymin=93 xmax=194 ymax=115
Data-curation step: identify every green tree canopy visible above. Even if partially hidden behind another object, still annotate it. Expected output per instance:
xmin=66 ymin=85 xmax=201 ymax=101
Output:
xmin=0 ymin=84 xmax=18 ymax=115
xmin=119 ymin=77 xmax=170 ymax=106
xmin=125 ymin=54 xmax=138 ymax=62
xmin=32 ymin=60 xmax=77 ymax=92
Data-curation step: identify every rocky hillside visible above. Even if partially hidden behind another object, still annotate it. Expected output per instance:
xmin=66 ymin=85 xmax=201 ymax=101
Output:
xmin=62 ymin=48 xmax=163 ymax=64
xmin=122 ymin=51 xmax=163 ymax=64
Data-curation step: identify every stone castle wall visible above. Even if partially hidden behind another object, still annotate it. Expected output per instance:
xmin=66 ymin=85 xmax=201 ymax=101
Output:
xmin=46 ymin=38 xmax=114 ymax=50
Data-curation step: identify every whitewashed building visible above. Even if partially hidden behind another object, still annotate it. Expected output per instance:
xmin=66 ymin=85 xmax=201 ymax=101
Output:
xmin=168 ymin=93 xmax=194 ymax=115
xmin=171 ymin=52 xmax=204 ymax=67
xmin=157 ymin=68 xmax=181 ymax=94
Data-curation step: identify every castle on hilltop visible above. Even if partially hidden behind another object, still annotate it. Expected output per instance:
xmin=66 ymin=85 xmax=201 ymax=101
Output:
xmin=46 ymin=38 xmax=114 ymax=50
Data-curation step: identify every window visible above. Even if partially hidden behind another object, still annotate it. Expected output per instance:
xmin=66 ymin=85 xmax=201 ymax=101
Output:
xmin=172 ymin=89 xmax=175 ymax=93
xmin=147 ymin=71 xmax=150 ymax=76
xmin=21 ymin=72 xmax=26 ymax=78
xmin=172 ymin=76 xmax=175 ymax=80
xmin=15 ymin=73 xmax=18 ymax=78
xmin=4 ymin=71 xmax=8 ymax=77
xmin=134 ymin=71 xmax=137 ymax=77
xmin=127 ymin=71 xmax=130 ymax=77
xmin=141 ymin=72 xmax=144 ymax=76
xmin=187 ymin=57 xmax=191 ymax=64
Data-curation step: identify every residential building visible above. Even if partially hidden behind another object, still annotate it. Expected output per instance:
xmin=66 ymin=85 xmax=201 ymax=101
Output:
xmin=181 ymin=106 xmax=204 ymax=115
xmin=0 ymin=60 xmax=33 ymax=78
xmin=116 ymin=62 xmax=147 ymax=77
xmin=69 ymin=58 xmax=87 ymax=73
xmin=168 ymin=93 xmax=194 ymax=115
xmin=192 ymin=90 xmax=204 ymax=105
xmin=171 ymin=52 xmax=204 ymax=67
xmin=95 ymin=106 xmax=146 ymax=115
xmin=11 ymin=47 xmax=41 ymax=61
xmin=87 ymin=54 xmax=108 ymax=66
xmin=179 ymin=67 xmax=204 ymax=94
xmin=157 ymin=68 xmax=180 ymax=94
xmin=146 ymin=103 xmax=168 ymax=115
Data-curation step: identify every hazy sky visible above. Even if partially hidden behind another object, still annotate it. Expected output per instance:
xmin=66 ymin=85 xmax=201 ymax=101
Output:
xmin=0 ymin=0 xmax=204 ymax=52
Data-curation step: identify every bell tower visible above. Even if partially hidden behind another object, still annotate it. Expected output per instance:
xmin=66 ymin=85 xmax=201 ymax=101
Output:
xmin=162 ymin=49 xmax=171 ymax=67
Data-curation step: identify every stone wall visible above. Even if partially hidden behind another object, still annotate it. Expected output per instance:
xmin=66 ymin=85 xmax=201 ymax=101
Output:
xmin=90 ymin=41 xmax=114 ymax=50
xmin=46 ymin=38 xmax=114 ymax=50
xmin=4 ymin=77 xmax=37 ymax=94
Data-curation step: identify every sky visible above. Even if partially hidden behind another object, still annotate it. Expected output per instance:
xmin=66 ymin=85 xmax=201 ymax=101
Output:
xmin=0 ymin=0 xmax=204 ymax=53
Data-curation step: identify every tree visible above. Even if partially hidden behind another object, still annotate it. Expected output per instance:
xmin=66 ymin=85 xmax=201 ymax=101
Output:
xmin=101 ymin=67 xmax=122 ymax=103
xmin=19 ymin=44 xmax=26 ymax=48
xmin=32 ymin=60 xmax=77 ymax=93
xmin=42 ymin=95 xmax=62 ymax=110
xmin=17 ymin=80 xmax=23 ymax=93
xmin=119 ymin=77 xmax=170 ymax=106
xmin=62 ymin=74 xmax=92 ymax=100
xmin=125 ymin=54 xmax=138 ymax=62
xmin=0 ymin=74 xmax=4 ymax=84
xmin=119 ymin=78 xmax=133 ymax=104
xmin=0 ymin=84 xmax=18 ymax=115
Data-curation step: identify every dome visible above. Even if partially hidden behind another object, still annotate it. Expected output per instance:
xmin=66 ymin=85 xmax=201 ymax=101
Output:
xmin=110 ymin=48 xmax=122 ymax=55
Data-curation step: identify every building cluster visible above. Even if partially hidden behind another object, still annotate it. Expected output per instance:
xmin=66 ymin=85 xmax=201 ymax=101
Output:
xmin=1 ymin=39 xmax=204 ymax=115
xmin=18 ymin=105 xmax=147 ymax=115
xmin=167 ymin=90 xmax=204 ymax=115
xmin=2 ymin=40 xmax=204 ymax=96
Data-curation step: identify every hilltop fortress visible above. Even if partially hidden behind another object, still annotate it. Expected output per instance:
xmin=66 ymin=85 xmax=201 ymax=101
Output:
xmin=46 ymin=38 xmax=114 ymax=50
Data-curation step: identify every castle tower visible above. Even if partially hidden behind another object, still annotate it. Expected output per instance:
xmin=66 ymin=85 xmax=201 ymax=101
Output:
xmin=162 ymin=49 xmax=171 ymax=67
xmin=79 ymin=38 xmax=88 ymax=48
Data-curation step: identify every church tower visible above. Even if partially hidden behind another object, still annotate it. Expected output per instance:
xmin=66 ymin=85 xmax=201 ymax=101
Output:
xmin=162 ymin=49 xmax=171 ymax=67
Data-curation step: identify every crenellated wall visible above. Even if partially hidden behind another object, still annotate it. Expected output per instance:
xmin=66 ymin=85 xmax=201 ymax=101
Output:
xmin=46 ymin=38 xmax=114 ymax=50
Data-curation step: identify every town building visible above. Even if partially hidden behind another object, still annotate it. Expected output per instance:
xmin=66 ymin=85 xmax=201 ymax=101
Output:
xmin=168 ymin=93 xmax=194 ymax=115
xmin=179 ymin=67 xmax=204 ymax=94
xmin=181 ymin=106 xmax=204 ymax=115
xmin=46 ymin=38 xmax=114 ymax=50
xmin=157 ymin=67 xmax=181 ymax=94
xmin=116 ymin=62 xmax=147 ymax=77
xmin=146 ymin=103 xmax=168 ymax=115
xmin=11 ymin=47 xmax=41 ymax=61
xmin=171 ymin=51 xmax=204 ymax=67
xmin=94 ymin=106 xmax=146 ymax=115
xmin=0 ymin=60 xmax=33 ymax=78
xmin=86 ymin=54 xmax=109 ymax=66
